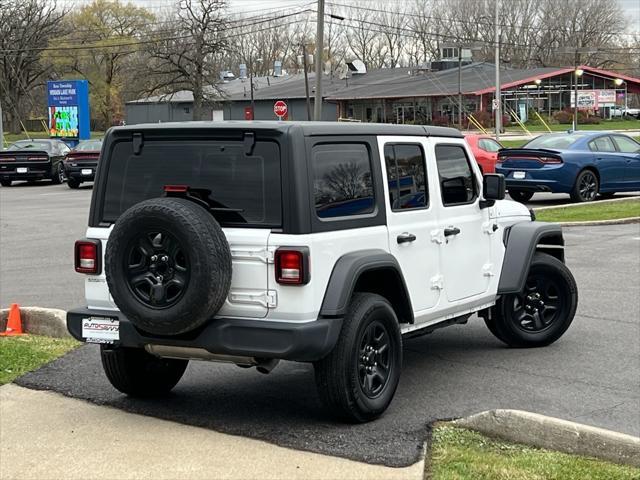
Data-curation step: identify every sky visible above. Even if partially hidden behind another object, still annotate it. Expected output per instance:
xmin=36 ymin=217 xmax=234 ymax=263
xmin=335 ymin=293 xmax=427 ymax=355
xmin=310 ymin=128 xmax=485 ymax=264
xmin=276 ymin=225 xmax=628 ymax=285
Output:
xmin=59 ymin=0 xmax=640 ymax=35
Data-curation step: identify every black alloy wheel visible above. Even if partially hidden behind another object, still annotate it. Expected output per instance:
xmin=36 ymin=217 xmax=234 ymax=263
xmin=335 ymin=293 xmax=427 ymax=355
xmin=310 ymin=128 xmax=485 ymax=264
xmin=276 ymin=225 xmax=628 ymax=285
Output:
xmin=572 ymin=170 xmax=598 ymax=202
xmin=357 ymin=320 xmax=393 ymax=399
xmin=508 ymin=273 xmax=565 ymax=334
xmin=124 ymin=230 xmax=189 ymax=309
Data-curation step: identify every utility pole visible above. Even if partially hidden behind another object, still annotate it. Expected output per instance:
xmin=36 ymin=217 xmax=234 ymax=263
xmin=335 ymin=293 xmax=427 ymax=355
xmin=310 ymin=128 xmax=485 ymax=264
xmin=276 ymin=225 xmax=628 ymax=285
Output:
xmin=0 ymin=101 xmax=4 ymax=150
xmin=458 ymin=47 xmax=463 ymax=129
xmin=249 ymin=54 xmax=255 ymax=115
xmin=302 ymin=44 xmax=312 ymax=121
xmin=314 ymin=0 xmax=325 ymax=121
xmin=494 ymin=0 xmax=501 ymax=140
xmin=573 ymin=62 xmax=579 ymax=131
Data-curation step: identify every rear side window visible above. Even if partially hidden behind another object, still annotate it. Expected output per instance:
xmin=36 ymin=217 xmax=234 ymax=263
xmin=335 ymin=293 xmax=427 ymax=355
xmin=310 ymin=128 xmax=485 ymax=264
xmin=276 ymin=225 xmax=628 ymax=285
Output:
xmin=478 ymin=138 xmax=501 ymax=152
xmin=313 ymin=143 xmax=374 ymax=219
xmin=384 ymin=143 xmax=428 ymax=210
xmin=612 ymin=135 xmax=640 ymax=153
xmin=102 ymin=139 xmax=282 ymax=226
xmin=589 ymin=137 xmax=616 ymax=152
xmin=435 ymin=145 xmax=477 ymax=206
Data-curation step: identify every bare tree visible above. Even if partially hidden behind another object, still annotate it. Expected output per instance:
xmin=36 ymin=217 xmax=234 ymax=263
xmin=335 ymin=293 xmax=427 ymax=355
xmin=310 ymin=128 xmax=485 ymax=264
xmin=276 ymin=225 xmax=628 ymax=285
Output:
xmin=148 ymin=0 xmax=228 ymax=120
xmin=0 ymin=0 xmax=66 ymax=133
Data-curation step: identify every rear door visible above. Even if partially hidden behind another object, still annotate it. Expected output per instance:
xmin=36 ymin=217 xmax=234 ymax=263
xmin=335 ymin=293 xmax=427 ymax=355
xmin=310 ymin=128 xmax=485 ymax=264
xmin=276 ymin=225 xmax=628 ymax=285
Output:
xmin=431 ymin=140 xmax=492 ymax=303
xmin=611 ymin=135 xmax=640 ymax=190
xmin=379 ymin=136 xmax=442 ymax=314
xmin=98 ymin=134 xmax=282 ymax=318
xmin=589 ymin=135 xmax=626 ymax=189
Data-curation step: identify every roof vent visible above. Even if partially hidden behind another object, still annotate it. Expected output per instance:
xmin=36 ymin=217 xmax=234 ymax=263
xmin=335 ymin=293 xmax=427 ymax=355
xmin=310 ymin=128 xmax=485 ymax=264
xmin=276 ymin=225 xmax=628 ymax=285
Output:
xmin=347 ymin=59 xmax=366 ymax=75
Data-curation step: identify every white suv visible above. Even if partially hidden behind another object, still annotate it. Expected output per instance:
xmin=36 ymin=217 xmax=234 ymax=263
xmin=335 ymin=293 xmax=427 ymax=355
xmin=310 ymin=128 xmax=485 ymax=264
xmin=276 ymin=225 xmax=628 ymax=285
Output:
xmin=68 ymin=122 xmax=578 ymax=422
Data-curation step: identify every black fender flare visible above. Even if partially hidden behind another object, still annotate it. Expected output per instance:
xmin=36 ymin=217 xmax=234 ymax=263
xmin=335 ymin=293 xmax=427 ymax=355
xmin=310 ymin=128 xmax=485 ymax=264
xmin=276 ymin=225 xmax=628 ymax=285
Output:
xmin=498 ymin=221 xmax=565 ymax=294
xmin=319 ymin=249 xmax=413 ymax=322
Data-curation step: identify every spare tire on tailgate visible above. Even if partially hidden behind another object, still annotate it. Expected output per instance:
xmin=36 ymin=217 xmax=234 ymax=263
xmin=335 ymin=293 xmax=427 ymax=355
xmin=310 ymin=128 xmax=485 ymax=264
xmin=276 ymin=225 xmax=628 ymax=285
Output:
xmin=105 ymin=197 xmax=232 ymax=336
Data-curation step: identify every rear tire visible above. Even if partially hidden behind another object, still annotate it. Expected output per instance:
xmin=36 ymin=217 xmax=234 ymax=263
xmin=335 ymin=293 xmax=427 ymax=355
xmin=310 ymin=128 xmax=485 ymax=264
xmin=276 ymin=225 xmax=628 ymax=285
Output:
xmin=51 ymin=162 xmax=65 ymax=185
xmin=314 ymin=293 xmax=402 ymax=423
xmin=67 ymin=178 xmax=81 ymax=189
xmin=509 ymin=190 xmax=534 ymax=203
xmin=101 ymin=346 xmax=188 ymax=396
xmin=570 ymin=170 xmax=598 ymax=203
xmin=490 ymin=253 xmax=577 ymax=348
xmin=0 ymin=180 xmax=11 ymax=187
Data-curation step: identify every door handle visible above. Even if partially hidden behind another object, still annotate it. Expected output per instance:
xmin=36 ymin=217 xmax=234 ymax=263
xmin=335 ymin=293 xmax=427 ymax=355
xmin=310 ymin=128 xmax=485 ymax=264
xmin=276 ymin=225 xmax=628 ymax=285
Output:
xmin=444 ymin=227 xmax=461 ymax=237
xmin=397 ymin=233 xmax=417 ymax=244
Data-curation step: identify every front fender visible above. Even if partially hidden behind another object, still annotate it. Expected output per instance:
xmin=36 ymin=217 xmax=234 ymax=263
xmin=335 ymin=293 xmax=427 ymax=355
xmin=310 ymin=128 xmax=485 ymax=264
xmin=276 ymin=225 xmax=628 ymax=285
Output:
xmin=498 ymin=221 xmax=564 ymax=294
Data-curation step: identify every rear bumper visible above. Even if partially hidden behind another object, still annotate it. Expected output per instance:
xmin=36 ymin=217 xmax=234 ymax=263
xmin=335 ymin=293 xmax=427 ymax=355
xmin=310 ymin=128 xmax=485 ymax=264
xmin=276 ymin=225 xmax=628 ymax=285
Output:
xmin=67 ymin=307 xmax=342 ymax=362
xmin=504 ymin=180 xmax=556 ymax=192
xmin=0 ymin=162 xmax=53 ymax=181
xmin=64 ymin=164 xmax=97 ymax=181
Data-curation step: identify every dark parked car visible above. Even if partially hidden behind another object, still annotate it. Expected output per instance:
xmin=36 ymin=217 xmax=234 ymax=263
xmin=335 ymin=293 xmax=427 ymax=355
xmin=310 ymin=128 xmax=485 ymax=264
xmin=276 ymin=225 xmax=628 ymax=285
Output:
xmin=0 ymin=139 xmax=70 ymax=186
xmin=63 ymin=139 xmax=103 ymax=189
xmin=496 ymin=132 xmax=640 ymax=202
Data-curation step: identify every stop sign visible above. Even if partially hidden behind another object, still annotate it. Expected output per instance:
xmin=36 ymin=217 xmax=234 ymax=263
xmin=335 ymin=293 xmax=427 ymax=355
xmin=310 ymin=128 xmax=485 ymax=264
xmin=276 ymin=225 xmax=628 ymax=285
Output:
xmin=274 ymin=100 xmax=288 ymax=119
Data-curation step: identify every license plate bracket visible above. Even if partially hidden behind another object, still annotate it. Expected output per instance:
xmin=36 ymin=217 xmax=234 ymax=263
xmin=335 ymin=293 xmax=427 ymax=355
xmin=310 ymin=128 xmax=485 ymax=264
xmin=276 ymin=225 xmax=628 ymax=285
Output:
xmin=82 ymin=316 xmax=120 ymax=343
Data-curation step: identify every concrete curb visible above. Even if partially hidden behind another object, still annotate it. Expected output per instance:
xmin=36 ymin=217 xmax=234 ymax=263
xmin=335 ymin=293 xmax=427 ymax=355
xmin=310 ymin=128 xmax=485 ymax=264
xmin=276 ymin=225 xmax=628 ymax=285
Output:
xmin=559 ymin=216 xmax=640 ymax=227
xmin=453 ymin=409 xmax=640 ymax=468
xmin=0 ymin=306 xmax=70 ymax=338
xmin=534 ymin=195 xmax=639 ymax=211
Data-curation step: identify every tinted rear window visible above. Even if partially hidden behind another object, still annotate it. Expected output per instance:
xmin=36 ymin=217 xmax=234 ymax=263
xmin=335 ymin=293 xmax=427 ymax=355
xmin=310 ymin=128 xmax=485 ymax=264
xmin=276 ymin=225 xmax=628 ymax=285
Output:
xmin=102 ymin=139 xmax=281 ymax=226
xmin=524 ymin=134 xmax=586 ymax=150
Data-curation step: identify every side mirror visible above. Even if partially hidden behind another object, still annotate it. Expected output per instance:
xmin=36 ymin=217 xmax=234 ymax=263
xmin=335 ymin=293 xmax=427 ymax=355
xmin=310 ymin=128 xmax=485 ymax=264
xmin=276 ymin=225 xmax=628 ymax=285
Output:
xmin=481 ymin=174 xmax=505 ymax=208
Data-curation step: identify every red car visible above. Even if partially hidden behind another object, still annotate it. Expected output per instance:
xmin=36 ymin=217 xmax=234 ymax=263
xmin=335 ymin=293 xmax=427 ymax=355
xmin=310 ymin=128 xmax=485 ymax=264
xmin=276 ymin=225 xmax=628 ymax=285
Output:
xmin=464 ymin=134 xmax=503 ymax=174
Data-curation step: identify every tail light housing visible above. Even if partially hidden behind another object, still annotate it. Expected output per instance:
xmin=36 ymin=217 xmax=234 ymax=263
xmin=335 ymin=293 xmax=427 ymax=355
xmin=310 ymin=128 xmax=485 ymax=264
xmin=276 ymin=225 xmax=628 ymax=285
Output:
xmin=0 ymin=156 xmax=16 ymax=162
xmin=27 ymin=156 xmax=48 ymax=162
xmin=75 ymin=239 xmax=101 ymax=274
xmin=275 ymin=247 xmax=310 ymax=285
xmin=538 ymin=156 xmax=563 ymax=164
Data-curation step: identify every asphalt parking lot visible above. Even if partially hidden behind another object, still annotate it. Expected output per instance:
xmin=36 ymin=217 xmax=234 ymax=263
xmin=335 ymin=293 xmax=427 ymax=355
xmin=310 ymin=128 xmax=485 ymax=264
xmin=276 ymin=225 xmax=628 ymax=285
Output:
xmin=1 ymin=179 xmax=638 ymax=467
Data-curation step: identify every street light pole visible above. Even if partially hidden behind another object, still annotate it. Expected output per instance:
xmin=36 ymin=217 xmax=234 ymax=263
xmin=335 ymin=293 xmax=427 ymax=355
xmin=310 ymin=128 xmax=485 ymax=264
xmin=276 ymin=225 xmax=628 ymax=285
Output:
xmin=494 ymin=0 xmax=501 ymax=140
xmin=573 ymin=67 xmax=578 ymax=131
xmin=313 ymin=0 xmax=325 ymax=121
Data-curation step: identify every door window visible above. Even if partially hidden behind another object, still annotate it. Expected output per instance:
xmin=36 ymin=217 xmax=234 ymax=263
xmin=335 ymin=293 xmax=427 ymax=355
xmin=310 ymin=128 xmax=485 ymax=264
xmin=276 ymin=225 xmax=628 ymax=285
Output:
xmin=435 ymin=145 xmax=478 ymax=206
xmin=589 ymin=137 xmax=616 ymax=152
xmin=384 ymin=144 xmax=428 ymax=210
xmin=612 ymin=136 xmax=640 ymax=153
xmin=312 ymin=143 xmax=375 ymax=219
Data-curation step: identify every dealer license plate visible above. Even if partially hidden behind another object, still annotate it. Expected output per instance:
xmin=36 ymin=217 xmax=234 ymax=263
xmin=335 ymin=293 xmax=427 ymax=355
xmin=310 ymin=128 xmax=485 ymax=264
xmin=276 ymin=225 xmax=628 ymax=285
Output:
xmin=81 ymin=168 xmax=93 ymax=175
xmin=82 ymin=316 xmax=119 ymax=343
xmin=16 ymin=167 xmax=28 ymax=173
xmin=513 ymin=171 xmax=526 ymax=179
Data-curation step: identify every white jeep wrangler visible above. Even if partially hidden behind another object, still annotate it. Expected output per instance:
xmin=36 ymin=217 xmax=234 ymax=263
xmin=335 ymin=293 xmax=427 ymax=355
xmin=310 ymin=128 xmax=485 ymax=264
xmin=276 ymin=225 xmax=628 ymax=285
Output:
xmin=68 ymin=122 xmax=578 ymax=422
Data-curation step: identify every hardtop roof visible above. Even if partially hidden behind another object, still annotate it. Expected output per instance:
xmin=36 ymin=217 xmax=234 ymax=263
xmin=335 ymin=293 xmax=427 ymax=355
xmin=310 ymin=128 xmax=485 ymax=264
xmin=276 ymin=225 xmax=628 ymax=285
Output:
xmin=108 ymin=121 xmax=463 ymax=138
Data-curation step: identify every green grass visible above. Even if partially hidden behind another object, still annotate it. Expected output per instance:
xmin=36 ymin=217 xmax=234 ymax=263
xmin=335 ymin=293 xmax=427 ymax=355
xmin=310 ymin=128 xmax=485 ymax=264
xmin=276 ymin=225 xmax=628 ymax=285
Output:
xmin=3 ymin=131 xmax=105 ymax=145
xmin=535 ymin=198 xmax=640 ymax=223
xmin=500 ymin=135 xmax=640 ymax=149
xmin=0 ymin=335 xmax=79 ymax=385
xmin=506 ymin=119 xmax=640 ymax=133
xmin=430 ymin=425 xmax=640 ymax=480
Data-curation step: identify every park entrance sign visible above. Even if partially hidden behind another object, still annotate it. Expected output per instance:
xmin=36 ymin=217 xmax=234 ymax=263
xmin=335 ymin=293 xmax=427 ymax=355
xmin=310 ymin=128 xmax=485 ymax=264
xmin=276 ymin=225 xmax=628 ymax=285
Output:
xmin=47 ymin=80 xmax=90 ymax=143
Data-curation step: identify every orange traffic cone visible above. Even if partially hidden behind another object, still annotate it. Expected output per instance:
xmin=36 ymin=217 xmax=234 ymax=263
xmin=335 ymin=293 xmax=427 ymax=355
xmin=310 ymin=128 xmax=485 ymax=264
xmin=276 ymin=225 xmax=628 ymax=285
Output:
xmin=0 ymin=304 xmax=24 ymax=336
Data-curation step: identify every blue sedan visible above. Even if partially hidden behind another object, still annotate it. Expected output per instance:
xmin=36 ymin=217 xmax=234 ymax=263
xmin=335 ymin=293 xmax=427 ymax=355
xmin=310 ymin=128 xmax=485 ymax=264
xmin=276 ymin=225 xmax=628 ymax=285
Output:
xmin=496 ymin=132 xmax=640 ymax=202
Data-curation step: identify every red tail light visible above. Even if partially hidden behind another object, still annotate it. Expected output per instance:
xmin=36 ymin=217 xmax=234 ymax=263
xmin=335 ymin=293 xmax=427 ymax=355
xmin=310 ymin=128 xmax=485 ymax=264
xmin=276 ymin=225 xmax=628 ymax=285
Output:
xmin=539 ymin=156 xmax=563 ymax=164
xmin=164 ymin=184 xmax=189 ymax=193
xmin=27 ymin=156 xmax=48 ymax=161
xmin=275 ymin=248 xmax=309 ymax=285
xmin=75 ymin=239 xmax=101 ymax=274
xmin=0 ymin=156 xmax=16 ymax=162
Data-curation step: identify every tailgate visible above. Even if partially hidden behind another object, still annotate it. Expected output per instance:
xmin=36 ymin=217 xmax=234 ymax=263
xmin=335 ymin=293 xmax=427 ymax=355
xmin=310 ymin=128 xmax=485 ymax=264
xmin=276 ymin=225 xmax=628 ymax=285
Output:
xmin=218 ymin=228 xmax=273 ymax=318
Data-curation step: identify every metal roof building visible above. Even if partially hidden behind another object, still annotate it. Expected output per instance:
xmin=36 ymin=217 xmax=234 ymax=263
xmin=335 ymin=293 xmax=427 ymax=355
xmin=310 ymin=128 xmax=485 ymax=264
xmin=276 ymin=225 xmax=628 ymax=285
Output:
xmin=125 ymin=63 xmax=640 ymax=126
